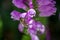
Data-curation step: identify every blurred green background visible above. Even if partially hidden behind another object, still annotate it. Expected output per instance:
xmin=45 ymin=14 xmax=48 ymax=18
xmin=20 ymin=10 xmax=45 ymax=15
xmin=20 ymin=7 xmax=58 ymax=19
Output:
xmin=0 ymin=0 xmax=60 ymax=40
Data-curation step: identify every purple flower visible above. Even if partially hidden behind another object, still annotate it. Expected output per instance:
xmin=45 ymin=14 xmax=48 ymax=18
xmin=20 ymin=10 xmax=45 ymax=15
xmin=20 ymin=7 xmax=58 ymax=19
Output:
xmin=12 ymin=0 xmax=56 ymax=17
xmin=27 ymin=19 xmax=45 ymax=40
xmin=10 ymin=10 xmax=21 ymax=20
xmin=10 ymin=8 xmax=36 ymax=20
xmin=27 ymin=9 xmax=36 ymax=18
xmin=12 ymin=0 xmax=33 ymax=10
xmin=27 ymin=20 xmax=45 ymax=40
xmin=20 ymin=13 xmax=27 ymax=18
xmin=30 ymin=34 xmax=39 ymax=40
xmin=12 ymin=0 xmax=27 ymax=10
xmin=11 ymin=0 xmax=57 ymax=40
xmin=27 ymin=19 xmax=45 ymax=34
xmin=36 ymin=0 xmax=57 ymax=17
xmin=36 ymin=22 xmax=45 ymax=34
xmin=28 ymin=0 xmax=33 ymax=8
xmin=18 ymin=23 xmax=24 ymax=32
xmin=10 ymin=8 xmax=45 ymax=40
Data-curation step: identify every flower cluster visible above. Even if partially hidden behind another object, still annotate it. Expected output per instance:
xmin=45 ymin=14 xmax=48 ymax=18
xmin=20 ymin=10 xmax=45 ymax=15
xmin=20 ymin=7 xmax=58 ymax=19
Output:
xmin=11 ymin=9 xmax=45 ymax=40
xmin=11 ymin=0 xmax=56 ymax=40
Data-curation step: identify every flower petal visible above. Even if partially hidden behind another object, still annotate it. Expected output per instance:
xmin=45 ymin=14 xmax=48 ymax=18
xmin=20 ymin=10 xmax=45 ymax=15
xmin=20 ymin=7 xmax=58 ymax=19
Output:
xmin=28 ymin=0 xmax=33 ymax=8
xmin=10 ymin=10 xmax=21 ymax=20
xmin=40 ymin=25 xmax=45 ymax=34
xmin=30 ymin=34 xmax=39 ymax=40
xmin=39 ymin=8 xmax=56 ymax=17
xmin=39 ymin=5 xmax=57 ymax=17
xmin=28 ymin=28 xmax=37 ymax=35
xmin=37 ymin=0 xmax=57 ymax=17
xmin=12 ymin=0 xmax=27 ymax=10
xmin=20 ymin=13 xmax=27 ymax=18
xmin=36 ymin=22 xmax=45 ymax=34
xmin=18 ymin=23 xmax=24 ymax=32
xmin=37 ymin=0 xmax=52 ymax=5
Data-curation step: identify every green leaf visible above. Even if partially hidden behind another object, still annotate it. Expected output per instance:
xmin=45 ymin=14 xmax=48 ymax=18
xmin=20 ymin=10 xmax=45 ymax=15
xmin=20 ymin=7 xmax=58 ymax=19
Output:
xmin=22 ymin=34 xmax=31 ymax=40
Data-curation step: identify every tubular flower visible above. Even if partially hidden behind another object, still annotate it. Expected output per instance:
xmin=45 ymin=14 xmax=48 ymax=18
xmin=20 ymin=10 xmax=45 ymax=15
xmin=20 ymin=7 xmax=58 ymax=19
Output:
xmin=11 ymin=0 xmax=57 ymax=40
xmin=10 ymin=10 xmax=21 ymax=20
xmin=12 ymin=0 xmax=33 ymax=10
xmin=36 ymin=0 xmax=57 ymax=17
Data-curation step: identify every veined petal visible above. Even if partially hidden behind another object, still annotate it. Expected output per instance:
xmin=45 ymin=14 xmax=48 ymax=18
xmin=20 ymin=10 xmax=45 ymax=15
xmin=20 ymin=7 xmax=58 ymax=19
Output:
xmin=39 ymin=7 xmax=56 ymax=17
xmin=37 ymin=0 xmax=51 ymax=5
xmin=18 ymin=23 xmax=24 ymax=32
xmin=12 ymin=0 xmax=27 ymax=10
xmin=10 ymin=10 xmax=21 ymax=20
xmin=37 ymin=0 xmax=57 ymax=17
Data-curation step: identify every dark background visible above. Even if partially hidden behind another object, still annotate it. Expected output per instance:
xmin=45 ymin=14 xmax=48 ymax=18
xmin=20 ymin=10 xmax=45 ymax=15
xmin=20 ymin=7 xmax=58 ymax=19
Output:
xmin=0 ymin=0 xmax=60 ymax=40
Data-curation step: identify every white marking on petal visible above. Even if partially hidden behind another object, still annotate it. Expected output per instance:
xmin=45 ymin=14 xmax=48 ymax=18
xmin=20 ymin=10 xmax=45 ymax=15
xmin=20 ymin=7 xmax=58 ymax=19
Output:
xmin=28 ymin=9 xmax=36 ymax=17
xmin=29 ymin=25 xmax=33 ymax=28
xmin=29 ymin=19 xmax=33 ymax=24
xmin=34 ymin=36 xmax=39 ymax=40
xmin=21 ymin=13 xmax=26 ymax=18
